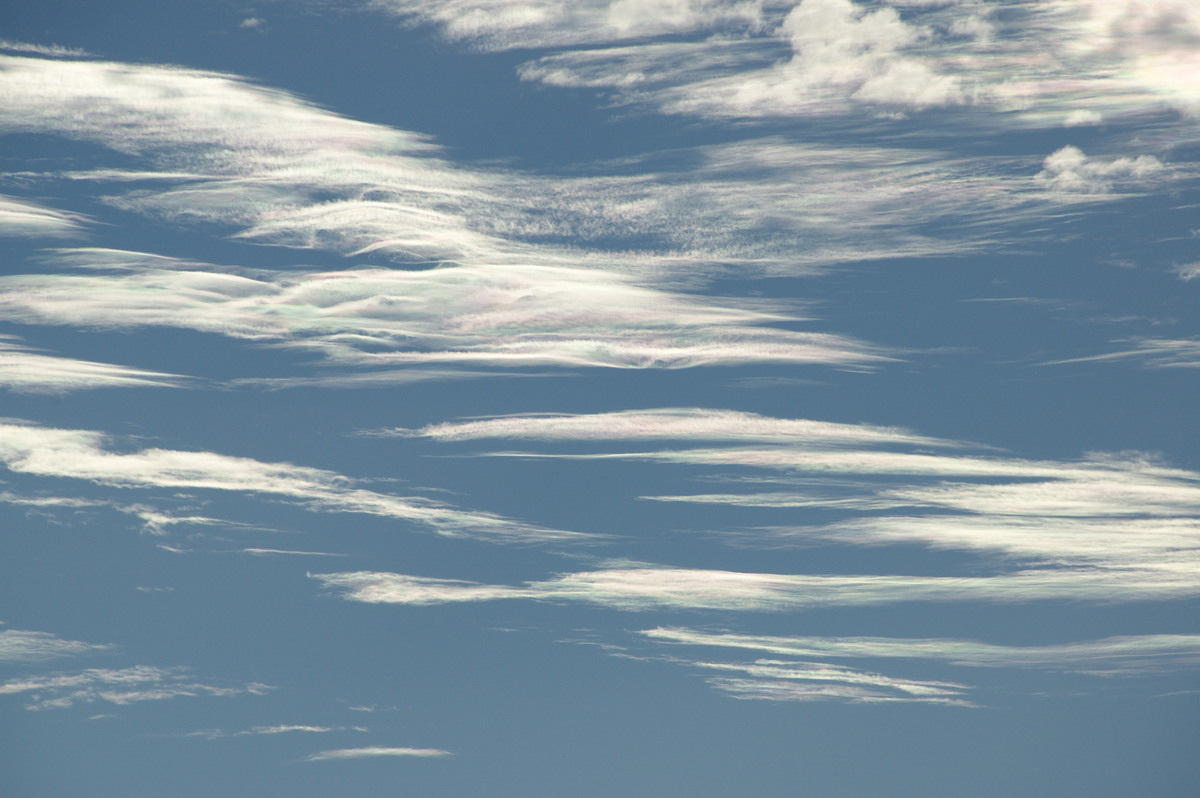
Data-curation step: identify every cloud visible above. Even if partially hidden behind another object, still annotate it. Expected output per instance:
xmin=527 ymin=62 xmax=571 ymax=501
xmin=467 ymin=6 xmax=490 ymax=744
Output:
xmin=0 ymin=419 xmax=585 ymax=543
xmin=642 ymin=627 xmax=1200 ymax=674
xmin=391 ymin=407 xmax=954 ymax=446
xmin=313 ymin=562 xmax=1200 ymax=611
xmin=1035 ymin=145 xmax=1165 ymax=194
xmin=239 ymin=548 xmax=349 ymax=557
xmin=0 ymin=40 xmax=89 ymax=57
xmin=303 ymin=746 xmax=450 ymax=761
xmin=371 ymin=0 xmax=768 ymax=51
xmin=0 ymin=250 xmax=888 ymax=371
xmin=0 ymin=195 xmax=90 ymax=237
xmin=1046 ymin=338 xmax=1200 ymax=369
xmin=0 ymin=335 xmax=190 ymax=393
xmin=402 ymin=408 xmax=1200 ymax=593
xmin=695 ymin=658 xmax=974 ymax=705
xmin=0 ymin=629 xmax=114 ymax=664
xmin=0 ymin=665 xmax=272 ymax=710
xmin=188 ymin=724 xmax=365 ymax=739
xmin=505 ymin=0 xmax=1200 ymax=124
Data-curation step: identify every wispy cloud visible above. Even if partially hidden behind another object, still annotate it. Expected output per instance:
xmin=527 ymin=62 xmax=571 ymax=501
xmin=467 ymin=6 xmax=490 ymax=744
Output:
xmin=0 ymin=419 xmax=585 ymax=543
xmin=0 ymin=250 xmax=888 ymax=371
xmin=642 ymin=627 xmax=1200 ymax=675
xmin=188 ymin=724 xmax=365 ymax=739
xmin=0 ymin=629 xmax=114 ymax=664
xmin=695 ymin=658 xmax=974 ymax=706
xmin=1044 ymin=338 xmax=1200 ymax=369
xmin=390 ymin=407 xmax=953 ymax=446
xmin=0 ymin=665 xmax=272 ymax=711
xmin=0 ymin=336 xmax=190 ymax=393
xmin=303 ymin=746 xmax=450 ymax=761
xmin=313 ymin=562 xmax=1200 ymax=611
xmin=0 ymin=195 xmax=90 ymax=237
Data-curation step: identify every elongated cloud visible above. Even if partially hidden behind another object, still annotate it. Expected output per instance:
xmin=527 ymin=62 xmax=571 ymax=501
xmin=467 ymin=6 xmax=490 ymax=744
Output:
xmin=0 ymin=665 xmax=272 ymax=711
xmin=0 ymin=629 xmax=114 ymax=664
xmin=304 ymin=746 xmax=450 ymax=761
xmin=0 ymin=336 xmax=189 ymax=393
xmin=0 ymin=195 xmax=89 ymax=237
xmin=695 ymin=659 xmax=973 ymax=705
xmin=1046 ymin=338 xmax=1200 ymax=369
xmin=642 ymin=628 xmax=1200 ymax=674
xmin=395 ymin=407 xmax=950 ymax=446
xmin=313 ymin=562 xmax=1200 ymax=611
xmin=0 ymin=251 xmax=887 ymax=371
xmin=0 ymin=419 xmax=583 ymax=543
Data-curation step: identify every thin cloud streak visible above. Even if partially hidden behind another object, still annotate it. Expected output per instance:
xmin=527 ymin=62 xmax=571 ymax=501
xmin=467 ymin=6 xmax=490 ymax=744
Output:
xmin=642 ymin=628 xmax=1200 ymax=674
xmin=303 ymin=746 xmax=450 ymax=761
xmin=0 ymin=336 xmax=191 ymax=393
xmin=0 ymin=251 xmax=888 ymax=371
xmin=313 ymin=563 xmax=1200 ymax=611
xmin=0 ymin=629 xmax=114 ymax=664
xmin=0 ymin=665 xmax=273 ymax=711
xmin=695 ymin=659 xmax=974 ymax=706
xmin=0 ymin=419 xmax=585 ymax=543
xmin=394 ymin=407 xmax=952 ymax=446
xmin=0 ymin=195 xmax=90 ymax=237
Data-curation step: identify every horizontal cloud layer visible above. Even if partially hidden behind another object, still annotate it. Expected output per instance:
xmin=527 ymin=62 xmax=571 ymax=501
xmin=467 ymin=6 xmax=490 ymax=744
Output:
xmin=0 ymin=629 xmax=114 ymax=664
xmin=643 ymin=627 xmax=1200 ymax=674
xmin=303 ymin=746 xmax=450 ymax=761
xmin=0 ymin=336 xmax=189 ymax=393
xmin=313 ymin=562 xmax=1200 ymax=611
xmin=0 ymin=419 xmax=583 ymax=543
xmin=0 ymin=194 xmax=89 ymax=237
xmin=0 ymin=665 xmax=272 ymax=711
xmin=0 ymin=251 xmax=886 ymax=371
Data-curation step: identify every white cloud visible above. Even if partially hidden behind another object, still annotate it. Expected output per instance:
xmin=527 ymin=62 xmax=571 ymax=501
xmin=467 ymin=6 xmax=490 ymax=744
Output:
xmin=303 ymin=746 xmax=450 ymax=761
xmin=695 ymin=658 xmax=974 ymax=705
xmin=1036 ymin=145 xmax=1165 ymax=194
xmin=0 ymin=630 xmax=114 ymax=664
xmin=188 ymin=724 xmax=364 ymax=739
xmin=0 ymin=251 xmax=888 ymax=371
xmin=0 ymin=335 xmax=190 ymax=393
xmin=0 ymin=195 xmax=89 ymax=237
xmin=642 ymin=627 xmax=1200 ymax=674
xmin=0 ymin=665 xmax=272 ymax=711
xmin=313 ymin=562 xmax=1200 ymax=611
xmin=0 ymin=419 xmax=584 ymax=543
xmin=393 ymin=407 xmax=952 ymax=446
xmin=371 ymin=0 xmax=771 ymax=51
xmin=1046 ymin=338 xmax=1200 ymax=369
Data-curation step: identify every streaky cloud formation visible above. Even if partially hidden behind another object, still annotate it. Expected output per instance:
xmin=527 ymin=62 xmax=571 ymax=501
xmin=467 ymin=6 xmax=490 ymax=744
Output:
xmin=303 ymin=746 xmax=451 ymax=761
xmin=393 ymin=407 xmax=955 ymax=447
xmin=0 ymin=419 xmax=584 ymax=543
xmin=1046 ymin=338 xmax=1200 ymax=369
xmin=0 ymin=629 xmax=114 ymax=664
xmin=313 ymin=562 xmax=1200 ymax=611
xmin=394 ymin=407 xmax=1200 ymax=601
xmin=0 ymin=335 xmax=190 ymax=393
xmin=0 ymin=250 xmax=887 ymax=371
xmin=0 ymin=194 xmax=89 ymax=237
xmin=694 ymin=658 xmax=974 ymax=706
xmin=642 ymin=628 xmax=1200 ymax=675
xmin=0 ymin=665 xmax=273 ymax=711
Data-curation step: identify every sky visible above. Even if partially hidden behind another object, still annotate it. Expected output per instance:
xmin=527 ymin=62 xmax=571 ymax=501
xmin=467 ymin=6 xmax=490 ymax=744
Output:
xmin=0 ymin=1 xmax=1197 ymax=796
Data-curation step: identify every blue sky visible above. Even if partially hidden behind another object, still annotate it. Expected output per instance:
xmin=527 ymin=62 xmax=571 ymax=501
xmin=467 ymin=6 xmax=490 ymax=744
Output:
xmin=1 ymin=1 xmax=1198 ymax=796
